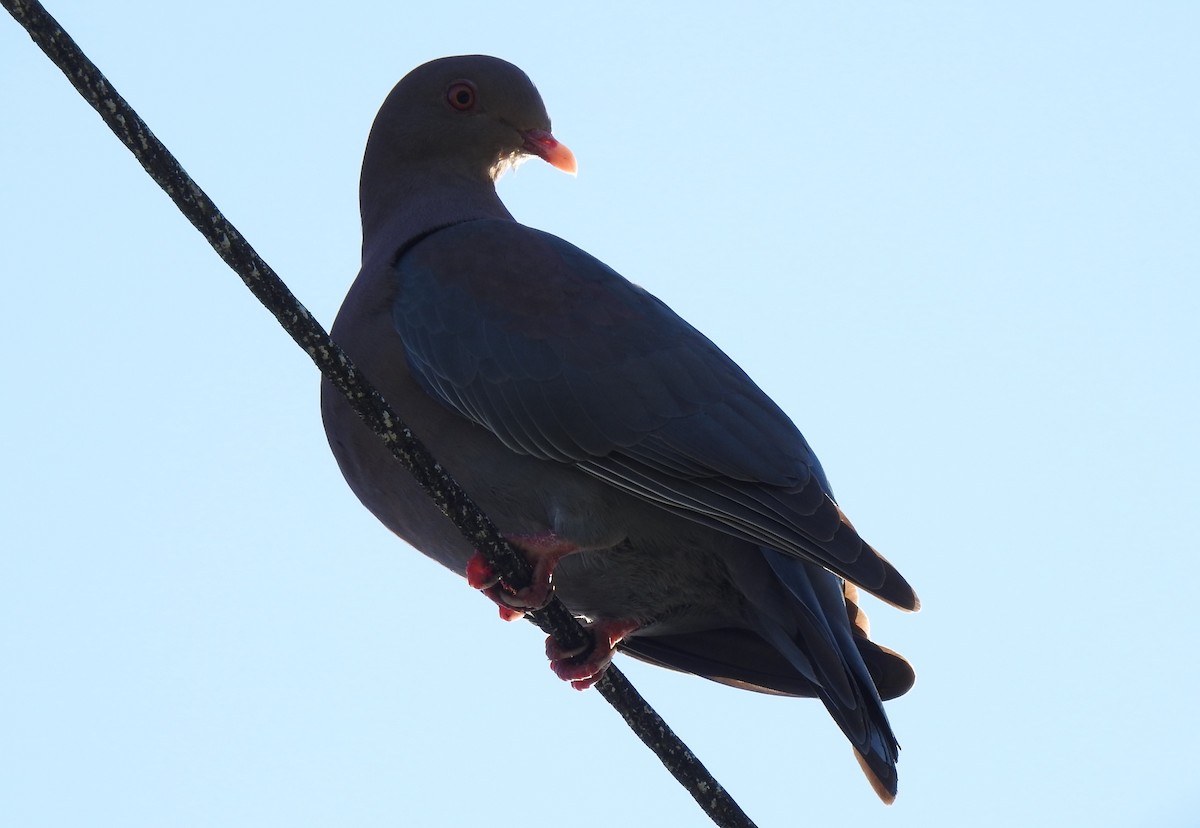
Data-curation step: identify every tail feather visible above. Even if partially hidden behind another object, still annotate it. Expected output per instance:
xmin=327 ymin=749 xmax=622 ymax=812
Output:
xmin=855 ymin=749 xmax=897 ymax=805
xmin=760 ymin=547 xmax=903 ymax=802
xmin=844 ymin=581 xmax=916 ymax=700
xmin=615 ymin=544 xmax=912 ymax=803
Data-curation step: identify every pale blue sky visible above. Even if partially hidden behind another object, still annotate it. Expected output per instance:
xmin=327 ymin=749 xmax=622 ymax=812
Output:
xmin=3 ymin=3 xmax=1198 ymax=826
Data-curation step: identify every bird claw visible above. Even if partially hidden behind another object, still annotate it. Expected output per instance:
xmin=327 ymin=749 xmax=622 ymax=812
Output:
xmin=546 ymin=619 xmax=641 ymax=691
xmin=465 ymin=552 xmax=501 ymax=589
xmin=465 ymin=533 xmax=578 ymax=618
xmin=466 ymin=551 xmax=554 ymax=620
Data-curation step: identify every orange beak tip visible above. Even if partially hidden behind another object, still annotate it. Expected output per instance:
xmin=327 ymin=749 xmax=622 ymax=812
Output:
xmin=523 ymin=128 xmax=578 ymax=176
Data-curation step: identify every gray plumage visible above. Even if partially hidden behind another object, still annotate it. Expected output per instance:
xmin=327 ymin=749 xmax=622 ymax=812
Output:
xmin=322 ymin=54 xmax=917 ymax=802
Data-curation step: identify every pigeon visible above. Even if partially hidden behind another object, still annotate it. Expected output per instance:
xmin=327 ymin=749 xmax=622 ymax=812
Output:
xmin=321 ymin=55 xmax=918 ymax=802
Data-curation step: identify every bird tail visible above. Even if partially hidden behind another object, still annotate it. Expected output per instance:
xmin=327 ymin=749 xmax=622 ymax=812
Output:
xmin=758 ymin=548 xmax=904 ymax=802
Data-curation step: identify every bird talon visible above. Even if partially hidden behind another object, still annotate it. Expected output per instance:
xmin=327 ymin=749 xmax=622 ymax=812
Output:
xmin=467 ymin=533 xmax=580 ymax=614
xmin=495 ymin=599 xmax=526 ymax=622
xmin=545 ymin=635 xmax=591 ymax=662
xmin=546 ymin=618 xmax=639 ymax=690
xmin=465 ymin=552 xmax=500 ymax=589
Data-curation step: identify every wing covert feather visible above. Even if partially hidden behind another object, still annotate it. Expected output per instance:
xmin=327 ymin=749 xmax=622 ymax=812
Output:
xmin=393 ymin=219 xmax=917 ymax=609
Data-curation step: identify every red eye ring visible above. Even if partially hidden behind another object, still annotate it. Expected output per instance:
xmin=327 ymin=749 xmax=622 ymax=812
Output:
xmin=446 ymin=81 xmax=477 ymax=111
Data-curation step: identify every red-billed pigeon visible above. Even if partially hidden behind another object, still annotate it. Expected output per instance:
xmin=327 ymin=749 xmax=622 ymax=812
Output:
xmin=321 ymin=55 xmax=918 ymax=802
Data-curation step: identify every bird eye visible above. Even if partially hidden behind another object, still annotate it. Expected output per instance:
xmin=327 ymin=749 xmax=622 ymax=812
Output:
xmin=446 ymin=81 xmax=477 ymax=111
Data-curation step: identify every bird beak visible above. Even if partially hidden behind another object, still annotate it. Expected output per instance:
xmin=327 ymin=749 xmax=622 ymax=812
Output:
xmin=521 ymin=129 xmax=577 ymax=176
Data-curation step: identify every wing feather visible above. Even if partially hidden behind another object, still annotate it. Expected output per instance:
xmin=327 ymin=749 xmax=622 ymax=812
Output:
xmin=393 ymin=218 xmax=917 ymax=609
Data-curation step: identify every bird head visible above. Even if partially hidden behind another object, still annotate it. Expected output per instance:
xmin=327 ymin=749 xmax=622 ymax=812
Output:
xmin=365 ymin=54 xmax=576 ymax=185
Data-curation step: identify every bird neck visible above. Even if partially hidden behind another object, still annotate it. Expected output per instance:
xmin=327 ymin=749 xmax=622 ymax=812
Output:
xmin=359 ymin=161 xmax=514 ymax=272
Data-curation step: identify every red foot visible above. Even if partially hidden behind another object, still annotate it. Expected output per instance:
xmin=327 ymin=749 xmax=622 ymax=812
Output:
xmin=465 ymin=533 xmax=579 ymax=621
xmin=546 ymin=619 xmax=641 ymax=690
xmin=466 ymin=553 xmax=523 ymax=620
xmin=465 ymin=554 xmax=498 ymax=589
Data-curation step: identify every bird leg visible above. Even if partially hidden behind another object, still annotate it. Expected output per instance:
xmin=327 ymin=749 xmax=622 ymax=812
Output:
xmin=545 ymin=618 xmax=641 ymax=690
xmin=465 ymin=532 xmax=579 ymax=620
xmin=466 ymin=533 xmax=639 ymax=688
